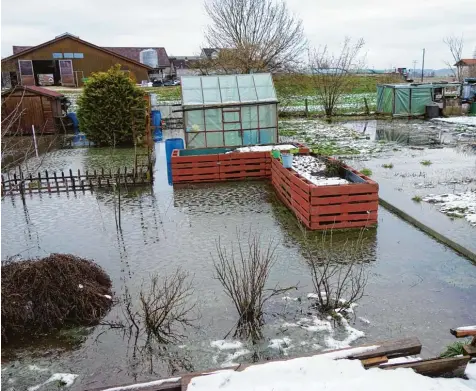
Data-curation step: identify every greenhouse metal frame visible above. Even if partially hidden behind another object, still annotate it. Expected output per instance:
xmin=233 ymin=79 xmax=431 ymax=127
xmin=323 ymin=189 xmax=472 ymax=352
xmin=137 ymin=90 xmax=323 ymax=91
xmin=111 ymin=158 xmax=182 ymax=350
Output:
xmin=180 ymin=73 xmax=279 ymax=148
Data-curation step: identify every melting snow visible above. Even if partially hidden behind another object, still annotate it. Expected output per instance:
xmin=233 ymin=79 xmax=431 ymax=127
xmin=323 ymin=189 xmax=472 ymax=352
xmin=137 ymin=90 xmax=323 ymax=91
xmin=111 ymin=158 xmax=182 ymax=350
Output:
xmin=104 ymin=294 xmax=112 ymax=300
xmin=358 ymin=317 xmax=371 ymax=325
xmin=433 ymin=117 xmax=476 ymax=126
xmin=292 ymin=155 xmax=349 ymax=187
xmin=187 ymin=348 xmax=475 ymax=391
xmin=210 ymin=340 xmax=243 ymax=350
xmin=423 ymin=191 xmax=476 ymax=226
xmin=233 ymin=145 xmax=296 ymax=153
xmin=28 ymin=373 xmax=78 ymax=391
xmin=456 ymin=326 xmax=476 ymax=332
xmin=101 ymin=377 xmax=181 ymax=391
xmin=268 ymin=337 xmax=294 ymax=355
xmin=221 ymin=349 xmax=251 ymax=367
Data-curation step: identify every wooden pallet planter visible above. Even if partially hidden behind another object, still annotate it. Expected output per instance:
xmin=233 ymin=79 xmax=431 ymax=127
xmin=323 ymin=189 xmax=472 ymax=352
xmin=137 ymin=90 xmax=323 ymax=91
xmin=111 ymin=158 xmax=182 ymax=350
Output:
xmin=170 ymin=150 xmax=220 ymax=183
xmin=218 ymin=151 xmax=270 ymax=180
xmin=270 ymin=156 xmax=378 ymax=230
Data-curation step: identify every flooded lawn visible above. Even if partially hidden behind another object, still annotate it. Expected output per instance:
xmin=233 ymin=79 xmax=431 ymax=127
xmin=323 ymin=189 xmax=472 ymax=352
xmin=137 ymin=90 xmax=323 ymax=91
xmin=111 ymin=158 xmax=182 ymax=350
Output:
xmin=1 ymin=140 xmax=476 ymax=390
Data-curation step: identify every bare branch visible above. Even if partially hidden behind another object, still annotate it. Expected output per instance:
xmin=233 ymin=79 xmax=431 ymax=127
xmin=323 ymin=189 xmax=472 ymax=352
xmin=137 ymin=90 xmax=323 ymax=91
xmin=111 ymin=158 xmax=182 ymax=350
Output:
xmin=443 ymin=35 xmax=464 ymax=82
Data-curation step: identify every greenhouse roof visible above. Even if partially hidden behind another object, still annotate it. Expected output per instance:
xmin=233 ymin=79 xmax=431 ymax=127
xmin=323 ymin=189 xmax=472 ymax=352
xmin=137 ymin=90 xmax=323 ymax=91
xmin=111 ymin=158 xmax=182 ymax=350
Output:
xmin=181 ymin=73 xmax=277 ymax=107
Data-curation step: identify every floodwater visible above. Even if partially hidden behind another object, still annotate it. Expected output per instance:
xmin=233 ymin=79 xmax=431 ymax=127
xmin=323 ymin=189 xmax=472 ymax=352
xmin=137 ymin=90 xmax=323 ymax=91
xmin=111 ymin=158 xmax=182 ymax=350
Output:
xmin=1 ymin=138 xmax=476 ymax=390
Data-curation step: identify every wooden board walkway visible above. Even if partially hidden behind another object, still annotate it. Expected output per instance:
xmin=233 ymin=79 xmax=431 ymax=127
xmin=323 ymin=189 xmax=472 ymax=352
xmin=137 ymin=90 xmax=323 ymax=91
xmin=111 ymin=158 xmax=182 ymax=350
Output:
xmin=1 ymin=167 xmax=151 ymax=196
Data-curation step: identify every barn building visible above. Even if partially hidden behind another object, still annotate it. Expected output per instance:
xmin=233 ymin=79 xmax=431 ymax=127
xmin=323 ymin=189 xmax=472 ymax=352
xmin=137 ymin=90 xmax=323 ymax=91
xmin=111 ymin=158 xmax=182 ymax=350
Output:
xmin=1 ymin=33 xmax=154 ymax=88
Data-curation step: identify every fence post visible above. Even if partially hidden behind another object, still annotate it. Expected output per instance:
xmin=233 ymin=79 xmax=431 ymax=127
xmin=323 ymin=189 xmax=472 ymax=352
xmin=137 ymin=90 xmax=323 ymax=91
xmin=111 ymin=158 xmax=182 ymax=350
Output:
xmin=37 ymin=172 xmax=42 ymax=193
xmin=364 ymin=97 xmax=370 ymax=116
xmin=305 ymin=98 xmax=309 ymax=117
xmin=54 ymin=172 xmax=59 ymax=192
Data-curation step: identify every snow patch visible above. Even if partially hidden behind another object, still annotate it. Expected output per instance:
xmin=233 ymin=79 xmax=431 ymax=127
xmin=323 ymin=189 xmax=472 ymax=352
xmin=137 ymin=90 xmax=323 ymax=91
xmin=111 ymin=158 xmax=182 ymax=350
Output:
xmin=28 ymin=365 xmax=49 ymax=372
xmin=101 ymin=377 xmax=181 ymax=391
xmin=423 ymin=191 xmax=476 ymax=226
xmin=234 ymin=144 xmax=296 ymax=153
xmin=104 ymin=294 xmax=112 ymax=300
xmin=210 ymin=340 xmax=243 ymax=350
xmin=282 ymin=296 xmax=298 ymax=301
xmin=187 ymin=347 xmax=474 ymax=391
xmin=268 ymin=337 xmax=293 ymax=355
xmin=433 ymin=117 xmax=476 ymax=126
xmin=380 ymin=356 xmax=422 ymax=366
xmin=292 ymin=155 xmax=349 ymax=187
xmin=28 ymin=373 xmax=78 ymax=391
xmin=456 ymin=326 xmax=476 ymax=332
xmin=221 ymin=349 xmax=251 ymax=367
xmin=358 ymin=317 xmax=371 ymax=325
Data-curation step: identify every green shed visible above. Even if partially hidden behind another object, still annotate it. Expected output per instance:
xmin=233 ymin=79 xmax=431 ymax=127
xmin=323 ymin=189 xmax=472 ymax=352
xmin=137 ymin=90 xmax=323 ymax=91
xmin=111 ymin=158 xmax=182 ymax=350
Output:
xmin=376 ymin=83 xmax=460 ymax=117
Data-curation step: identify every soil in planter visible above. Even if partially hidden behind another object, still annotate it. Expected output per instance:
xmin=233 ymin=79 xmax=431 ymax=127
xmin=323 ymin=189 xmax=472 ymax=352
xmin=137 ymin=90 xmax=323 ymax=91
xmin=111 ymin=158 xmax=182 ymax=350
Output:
xmin=292 ymin=155 xmax=349 ymax=186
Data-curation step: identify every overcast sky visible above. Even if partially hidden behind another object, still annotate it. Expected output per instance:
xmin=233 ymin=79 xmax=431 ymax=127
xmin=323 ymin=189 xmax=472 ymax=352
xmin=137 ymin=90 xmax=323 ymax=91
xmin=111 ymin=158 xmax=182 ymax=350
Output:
xmin=1 ymin=0 xmax=475 ymax=69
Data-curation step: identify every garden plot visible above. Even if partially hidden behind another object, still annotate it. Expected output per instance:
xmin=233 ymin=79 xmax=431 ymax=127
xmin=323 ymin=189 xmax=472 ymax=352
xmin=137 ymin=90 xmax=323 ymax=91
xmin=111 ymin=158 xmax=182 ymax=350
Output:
xmin=292 ymin=155 xmax=349 ymax=186
xmin=423 ymin=191 xmax=476 ymax=226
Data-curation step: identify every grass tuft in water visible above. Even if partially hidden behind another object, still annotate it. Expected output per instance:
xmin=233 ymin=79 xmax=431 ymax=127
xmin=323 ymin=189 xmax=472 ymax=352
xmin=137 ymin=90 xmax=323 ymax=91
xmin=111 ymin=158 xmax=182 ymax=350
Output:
xmin=360 ymin=168 xmax=372 ymax=176
xmin=381 ymin=163 xmax=394 ymax=169
xmin=420 ymin=160 xmax=432 ymax=166
xmin=412 ymin=195 xmax=422 ymax=202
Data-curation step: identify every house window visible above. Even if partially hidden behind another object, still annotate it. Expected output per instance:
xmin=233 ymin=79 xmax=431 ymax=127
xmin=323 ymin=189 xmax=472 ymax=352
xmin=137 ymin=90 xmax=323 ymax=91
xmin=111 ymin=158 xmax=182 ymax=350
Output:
xmin=63 ymin=53 xmax=74 ymax=58
xmin=52 ymin=53 xmax=63 ymax=59
xmin=73 ymin=53 xmax=84 ymax=58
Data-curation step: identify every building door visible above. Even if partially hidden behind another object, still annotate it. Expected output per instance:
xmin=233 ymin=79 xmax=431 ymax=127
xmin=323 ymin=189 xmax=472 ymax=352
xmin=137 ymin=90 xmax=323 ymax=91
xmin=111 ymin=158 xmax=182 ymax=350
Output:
xmin=18 ymin=60 xmax=35 ymax=86
xmin=59 ymin=60 xmax=75 ymax=86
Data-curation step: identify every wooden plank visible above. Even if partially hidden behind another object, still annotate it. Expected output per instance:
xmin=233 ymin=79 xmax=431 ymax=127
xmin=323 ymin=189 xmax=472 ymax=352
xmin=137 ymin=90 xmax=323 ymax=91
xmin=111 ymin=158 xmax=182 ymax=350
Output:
xmin=362 ymin=356 xmax=388 ymax=368
xmin=450 ymin=326 xmax=476 ymax=338
xmin=380 ymin=356 xmax=470 ymax=377
xmin=311 ymin=183 xmax=378 ymax=197
xmin=348 ymin=337 xmax=422 ymax=360
xmin=311 ymin=192 xmax=378 ymax=206
xmin=463 ymin=344 xmax=476 ymax=356
xmin=311 ymin=201 xmax=378 ymax=216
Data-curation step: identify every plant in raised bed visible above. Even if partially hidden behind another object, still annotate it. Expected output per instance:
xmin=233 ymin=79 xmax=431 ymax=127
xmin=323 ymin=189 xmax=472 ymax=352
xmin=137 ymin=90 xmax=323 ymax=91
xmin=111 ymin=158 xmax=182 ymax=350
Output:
xmin=360 ymin=168 xmax=372 ymax=176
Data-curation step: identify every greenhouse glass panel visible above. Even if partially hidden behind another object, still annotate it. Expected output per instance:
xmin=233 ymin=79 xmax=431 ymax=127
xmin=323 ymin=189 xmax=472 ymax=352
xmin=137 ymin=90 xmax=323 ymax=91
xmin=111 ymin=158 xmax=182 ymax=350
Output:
xmin=241 ymin=106 xmax=258 ymax=130
xmin=259 ymin=104 xmax=276 ymax=127
xmin=253 ymin=74 xmax=276 ymax=101
xmin=219 ymin=75 xmax=240 ymax=103
xmin=206 ymin=132 xmax=224 ymax=147
xmin=186 ymin=110 xmax=205 ymax=132
xmin=224 ymin=122 xmax=240 ymax=130
xmin=259 ymin=129 xmax=276 ymax=144
xmin=205 ymin=109 xmax=222 ymax=131
xmin=202 ymin=77 xmax=221 ymax=104
xmin=223 ymin=110 xmax=240 ymax=122
xmin=182 ymin=76 xmax=203 ymax=105
xmin=225 ymin=131 xmax=242 ymax=146
xmin=243 ymin=130 xmax=259 ymax=145
xmin=237 ymin=75 xmax=258 ymax=102
xmin=187 ymin=132 xmax=206 ymax=148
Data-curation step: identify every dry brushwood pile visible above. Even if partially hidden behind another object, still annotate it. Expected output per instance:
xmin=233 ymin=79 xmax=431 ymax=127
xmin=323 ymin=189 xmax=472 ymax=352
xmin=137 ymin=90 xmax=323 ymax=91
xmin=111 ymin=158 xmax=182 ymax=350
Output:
xmin=1 ymin=253 xmax=113 ymax=343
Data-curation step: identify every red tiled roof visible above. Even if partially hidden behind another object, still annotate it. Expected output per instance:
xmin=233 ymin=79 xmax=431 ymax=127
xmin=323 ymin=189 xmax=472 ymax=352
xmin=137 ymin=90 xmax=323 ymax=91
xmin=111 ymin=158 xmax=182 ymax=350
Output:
xmin=103 ymin=47 xmax=170 ymax=68
xmin=455 ymin=59 xmax=476 ymax=66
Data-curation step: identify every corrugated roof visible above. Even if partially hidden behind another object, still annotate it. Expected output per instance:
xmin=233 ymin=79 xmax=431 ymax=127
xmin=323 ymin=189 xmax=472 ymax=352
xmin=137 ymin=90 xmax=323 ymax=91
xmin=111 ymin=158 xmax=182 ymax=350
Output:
xmin=181 ymin=73 xmax=277 ymax=107
xmin=103 ymin=47 xmax=170 ymax=67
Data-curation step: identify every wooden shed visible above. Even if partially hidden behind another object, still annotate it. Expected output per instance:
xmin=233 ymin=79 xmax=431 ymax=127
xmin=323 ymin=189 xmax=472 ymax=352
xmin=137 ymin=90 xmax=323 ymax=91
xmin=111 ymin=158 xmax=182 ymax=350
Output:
xmin=1 ymin=33 xmax=153 ymax=87
xmin=1 ymin=86 xmax=65 ymax=134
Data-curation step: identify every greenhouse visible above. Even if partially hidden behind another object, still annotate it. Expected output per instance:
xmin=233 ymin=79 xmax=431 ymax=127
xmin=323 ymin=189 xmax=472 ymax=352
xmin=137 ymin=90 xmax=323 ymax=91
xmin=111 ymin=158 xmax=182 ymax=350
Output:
xmin=180 ymin=73 xmax=278 ymax=148
xmin=376 ymin=83 xmax=460 ymax=117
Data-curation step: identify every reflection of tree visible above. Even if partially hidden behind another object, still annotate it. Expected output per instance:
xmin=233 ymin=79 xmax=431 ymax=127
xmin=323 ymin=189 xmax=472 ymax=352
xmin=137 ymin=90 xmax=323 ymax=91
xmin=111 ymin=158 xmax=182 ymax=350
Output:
xmin=99 ymin=268 xmax=197 ymax=379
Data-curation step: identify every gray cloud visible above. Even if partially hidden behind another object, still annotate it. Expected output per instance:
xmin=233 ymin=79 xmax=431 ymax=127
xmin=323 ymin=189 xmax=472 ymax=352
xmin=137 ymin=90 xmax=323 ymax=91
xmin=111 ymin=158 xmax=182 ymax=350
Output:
xmin=2 ymin=0 xmax=475 ymax=69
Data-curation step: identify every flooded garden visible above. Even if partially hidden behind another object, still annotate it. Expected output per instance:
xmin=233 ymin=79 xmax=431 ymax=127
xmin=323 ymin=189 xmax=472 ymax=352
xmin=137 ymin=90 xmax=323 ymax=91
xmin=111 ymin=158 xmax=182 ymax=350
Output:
xmin=2 ymin=118 xmax=476 ymax=390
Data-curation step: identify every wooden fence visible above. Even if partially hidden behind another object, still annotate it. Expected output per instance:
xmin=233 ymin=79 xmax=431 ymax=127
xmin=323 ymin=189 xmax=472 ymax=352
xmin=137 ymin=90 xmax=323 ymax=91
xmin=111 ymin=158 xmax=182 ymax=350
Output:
xmin=1 ymin=167 xmax=151 ymax=196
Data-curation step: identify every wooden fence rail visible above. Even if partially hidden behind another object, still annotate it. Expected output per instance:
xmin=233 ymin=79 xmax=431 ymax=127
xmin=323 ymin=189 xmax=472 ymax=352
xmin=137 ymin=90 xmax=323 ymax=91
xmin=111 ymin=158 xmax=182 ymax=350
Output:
xmin=1 ymin=167 xmax=151 ymax=196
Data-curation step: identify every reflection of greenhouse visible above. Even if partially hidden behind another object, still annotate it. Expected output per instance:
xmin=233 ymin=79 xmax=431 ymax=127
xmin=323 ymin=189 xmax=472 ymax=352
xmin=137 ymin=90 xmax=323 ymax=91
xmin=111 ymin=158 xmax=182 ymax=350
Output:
xmin=180 ymin=74 xmax=278 ymax=148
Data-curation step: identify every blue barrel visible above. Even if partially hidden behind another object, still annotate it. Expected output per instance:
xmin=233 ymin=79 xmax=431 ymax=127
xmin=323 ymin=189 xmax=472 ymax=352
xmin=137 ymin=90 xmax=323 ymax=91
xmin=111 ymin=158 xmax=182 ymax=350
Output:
xmin=67 ymin=113 xmax=79 ymax=134
xmin=151 ymin=110 xmax=162 ymax=128
xmin=165 ymin=138 xmax=184 ymax=165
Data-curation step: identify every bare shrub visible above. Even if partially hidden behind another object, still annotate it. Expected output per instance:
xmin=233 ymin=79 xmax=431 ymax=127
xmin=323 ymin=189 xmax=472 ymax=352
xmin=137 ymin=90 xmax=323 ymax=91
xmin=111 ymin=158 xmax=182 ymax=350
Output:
xmin=138 ymin=269 xmax=196 ymax=344
xmin=1 ymin=254 xmax=112 ymax=343
xmin=303 ymin=231 xmax=369 ymax=315
xmin=213 ymin=232 xmax=295 ymax=339
xmin=309 ymin=37 xmax=366 ymax=116
xmin=443 ymin=35 xmax=464 ymax=81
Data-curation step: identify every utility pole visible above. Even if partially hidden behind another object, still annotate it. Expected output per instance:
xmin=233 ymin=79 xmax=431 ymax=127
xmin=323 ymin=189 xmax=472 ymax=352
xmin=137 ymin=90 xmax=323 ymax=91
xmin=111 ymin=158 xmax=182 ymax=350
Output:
xmin=421 ymin=48 xmax=425 ymax=82
xmin=412 ymin=60 xmax=417 ymax=78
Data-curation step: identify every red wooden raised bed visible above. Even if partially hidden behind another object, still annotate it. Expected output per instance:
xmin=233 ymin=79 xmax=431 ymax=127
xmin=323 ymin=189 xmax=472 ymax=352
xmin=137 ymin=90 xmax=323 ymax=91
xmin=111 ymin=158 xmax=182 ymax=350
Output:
xmin=170 ymin=146 xmax=378 ymax=230
xmin=271 ymin=156 xmax=378 ymax=230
